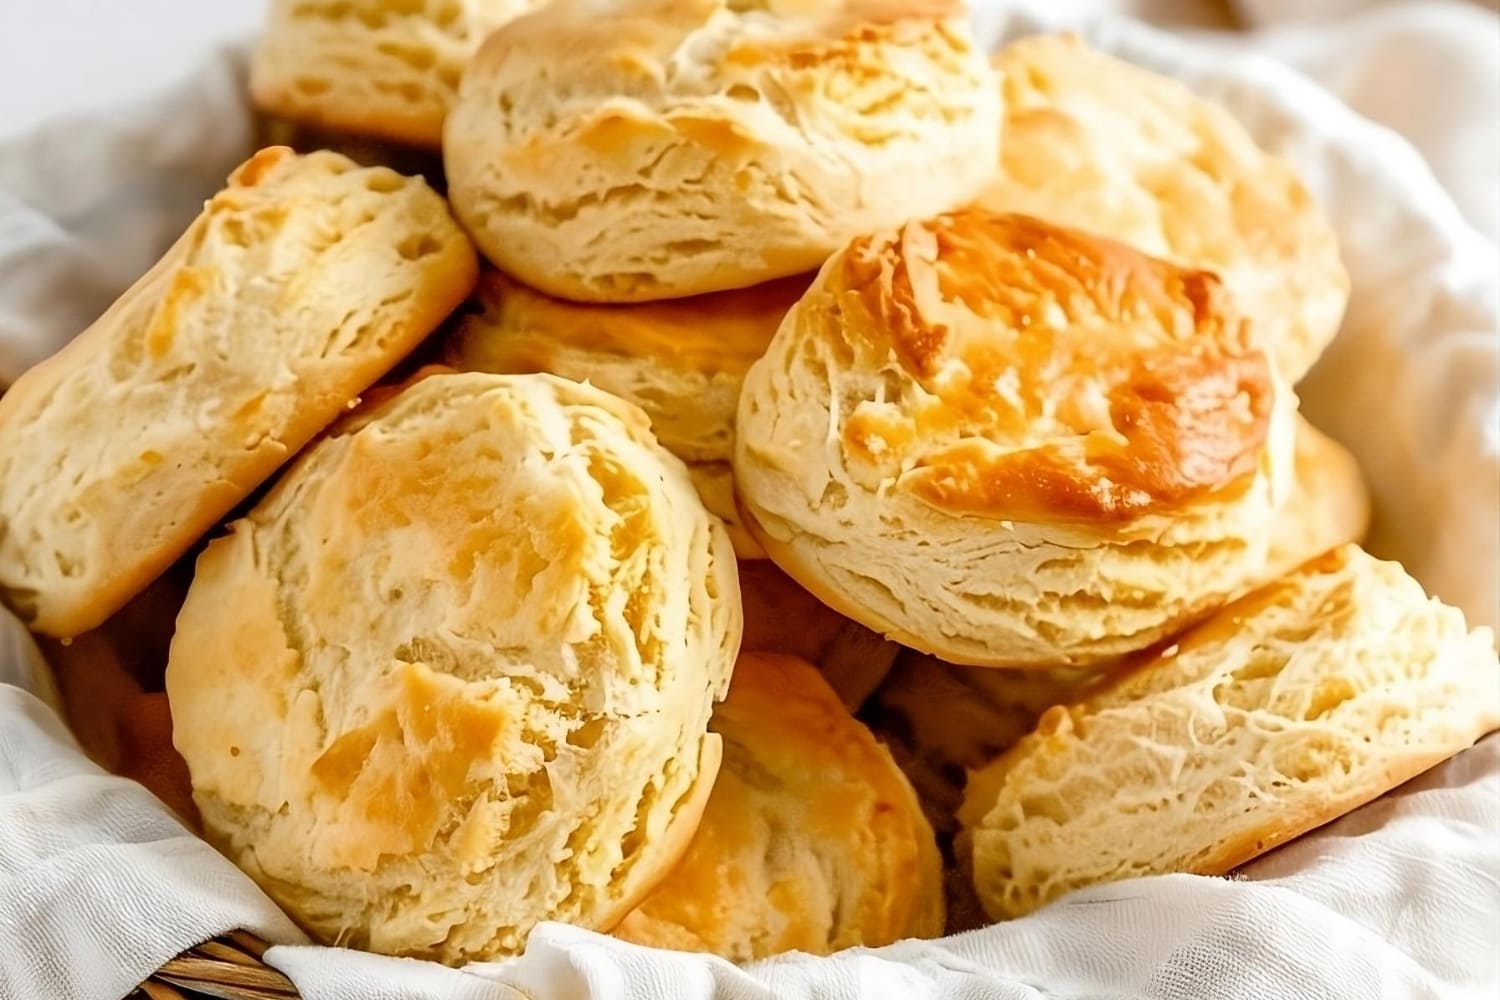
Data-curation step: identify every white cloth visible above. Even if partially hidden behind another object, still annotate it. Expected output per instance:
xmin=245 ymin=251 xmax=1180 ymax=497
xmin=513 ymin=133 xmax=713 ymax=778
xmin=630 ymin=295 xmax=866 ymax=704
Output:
xmin=1 ymin=3 xmax=1497 ymax=999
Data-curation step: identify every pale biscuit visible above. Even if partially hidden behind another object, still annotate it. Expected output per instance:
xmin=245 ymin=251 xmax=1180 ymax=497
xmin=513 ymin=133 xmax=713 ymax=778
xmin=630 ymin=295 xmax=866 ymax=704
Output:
xmin=980 ymin=35 xmax=1349 ymax=382
xmin=959 ymin=545 xmax=1500 ymax=921
xmin=0 ymin=147 xmax=476 ymax=637
xmin=865 ymin=653 xmax=1092 ymax=933
xmin=442 ymin=269 xmax=808 ymax=557
xmin=735 ymin=209 xmax=1297 ymax=667
xmin=445 ymin=0 xmax=1001 ymax=301
xmin=166 ymin=371 xmax=741 ymax=963
xmin=251 ymin=0 xmax=545 ymax=149
xmin=614 ymin=652 xmax=943 ymax=960
xmin=1266 ymin=416 xmax=1371 ymax=580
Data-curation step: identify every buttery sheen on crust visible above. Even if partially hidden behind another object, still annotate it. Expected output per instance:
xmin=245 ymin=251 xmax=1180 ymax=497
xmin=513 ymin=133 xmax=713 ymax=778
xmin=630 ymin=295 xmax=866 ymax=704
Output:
xmin=613 ymin=653 xmax=943 ymax=960
xmin=735 ymin=209 xmax=1295 ymax=667
xmin=251 ymin=0 xmax=546 ymax=149
xmin=442 ymin=270 xmax=808 ymax=556
xmin=980 ymin=35 xmax=1349 ymax=382
xmin=958 ymin=545 xmax=1500 ymax=922
xmin=0 ymin=147 xmax=476 ymax=638
xmin=444 ymin=0 xmax=1001 ymax=302
xmin=166 ymin=372 xmax=742 ymax=963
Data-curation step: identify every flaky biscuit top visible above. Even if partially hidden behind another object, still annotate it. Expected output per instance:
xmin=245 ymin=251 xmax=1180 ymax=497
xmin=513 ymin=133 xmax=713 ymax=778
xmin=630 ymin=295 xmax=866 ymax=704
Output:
xmin=0 ymin=146 xmax=476 ymax=636
xmin=167 ymin=371 xmax=740 ymax=962
xmin=823 ymin=210 xmax=1274 ymax=524
xmin=982 ymin=35 xmax=1348 ymax=382
xmin=447 ymin=0 xmax=998 ymax=301
xmin=474 ymin=0 xmax=975 ymax=113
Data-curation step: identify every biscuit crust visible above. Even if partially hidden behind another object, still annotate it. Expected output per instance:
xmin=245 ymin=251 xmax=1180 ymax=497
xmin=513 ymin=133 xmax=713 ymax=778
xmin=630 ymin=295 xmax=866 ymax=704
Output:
xmin=166 ymin=372 xmax=741 ymax=963
xmin=735 ymin=209 xmax=1295 ymax=667
xmin=958 ymin=545 xmax=1500 ymax=921
xmin=981 ymin=35 xmax=1349 ymax=382
xmin=445 ymin=0 xmax=1001 ymax=301
xmin=251 ymin=0 xmax=546 ymax=148
xmin=614 ymin=652 xmax=943 ymax=960
xmin=0 ymin=148 xmax=476 ymax=637
xmin=442 ymin=269 xmax=807 ymax=556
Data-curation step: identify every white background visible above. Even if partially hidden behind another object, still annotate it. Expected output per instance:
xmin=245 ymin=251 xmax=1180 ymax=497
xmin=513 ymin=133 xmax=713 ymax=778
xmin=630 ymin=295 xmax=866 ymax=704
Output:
xmin=0 ymin=1 xmax=264 ymax=140
xmin=0 ymin=1 xmax=1251 ymax=141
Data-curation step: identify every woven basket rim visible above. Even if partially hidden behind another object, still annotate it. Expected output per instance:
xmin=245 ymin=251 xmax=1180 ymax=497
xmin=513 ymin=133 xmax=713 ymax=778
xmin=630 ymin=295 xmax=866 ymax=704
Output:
xmin=132 ymin=932 xmax=299 ymax=1000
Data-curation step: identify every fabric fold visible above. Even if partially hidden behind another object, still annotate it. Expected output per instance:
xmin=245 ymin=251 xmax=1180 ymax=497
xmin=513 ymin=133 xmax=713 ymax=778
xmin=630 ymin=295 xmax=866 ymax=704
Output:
xmin=0 ymin=3 xmax=1495 ymax=999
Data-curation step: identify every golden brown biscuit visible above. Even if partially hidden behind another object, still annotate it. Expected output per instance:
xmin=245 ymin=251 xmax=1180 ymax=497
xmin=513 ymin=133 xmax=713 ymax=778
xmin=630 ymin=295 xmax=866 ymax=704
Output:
xmin=445 ymin=0 xmax=1001 ymax=301
xmin=251 ymin=0 xmax=546 ymax=149
xmin=980 ymin=35 xmax=1348 ymax=382
xmin=1266 ymin=416 xmax=1371 ymax=580
xmin=166 ymin=371 xmax=741 ymax=963
xmin=614 ymin=652 xmax=943 ymax=960
xmin=959 ymin=545 xmax=1500 ymax=921
xmin=442 ymin=270 xmax=808 ymax=557
xmin=0 ymin=148 xmax=476 ymax=637
xmin=736 ymin=209 xmax=1296 ymax=667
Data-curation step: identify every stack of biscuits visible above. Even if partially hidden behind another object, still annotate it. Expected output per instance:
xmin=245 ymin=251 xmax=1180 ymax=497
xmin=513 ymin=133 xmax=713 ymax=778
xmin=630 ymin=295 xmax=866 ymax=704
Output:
xmin=0 ymin=0 xmax=1494 ymax=968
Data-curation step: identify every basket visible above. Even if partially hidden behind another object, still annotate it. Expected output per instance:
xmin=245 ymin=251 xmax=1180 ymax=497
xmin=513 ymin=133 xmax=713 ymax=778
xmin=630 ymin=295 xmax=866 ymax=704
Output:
xmin=8 ymin=4 xmax=1494 ymax=999
xmin=129 ymin=934 xmax=297 ymax=1000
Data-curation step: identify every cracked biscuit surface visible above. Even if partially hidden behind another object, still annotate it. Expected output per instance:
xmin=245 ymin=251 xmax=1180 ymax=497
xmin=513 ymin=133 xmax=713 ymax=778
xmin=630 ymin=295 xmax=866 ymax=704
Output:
xmin=735 ymin=209 xmax=1296 ymax=667
xmin=442 ymin=269 xmax=808 ymax=556
xmin=166 ymin=371 xmax=741 ymax=963
xmin=445 ymin=0 xmax=1000 ymax=301
xmin=980 ymin=35 xmax=1348 ymax=382
xmin=0 ymin=147 xmax=476 ymax=637
xmin=614 ymin=652 xmax=943 ymax=960
xmin=958 ymin=544 xmax=1500 ymax=921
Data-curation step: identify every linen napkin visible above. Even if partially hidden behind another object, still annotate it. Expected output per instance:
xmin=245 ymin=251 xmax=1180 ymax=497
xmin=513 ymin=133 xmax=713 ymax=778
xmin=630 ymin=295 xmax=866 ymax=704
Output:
xmin=0 ymin=3 xmax=1496 ymax=998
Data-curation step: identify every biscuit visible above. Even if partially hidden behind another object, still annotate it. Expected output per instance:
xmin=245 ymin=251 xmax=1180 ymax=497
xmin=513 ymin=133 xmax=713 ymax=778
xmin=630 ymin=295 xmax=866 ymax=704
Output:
xmin=165 ymin=371 xmax=742 ymax=963
xmin=442 ymin=269 xmax=808 ymax=557
xmin=444 ymin=0 xmax=1001 ymax=302
xmin=958 ymin=545 xmax=1500 ymax=921
xmin=864 ymin=653 xmax=1092 ymax=933
xmin=614 ymin=652 xmax=943 ymax=960
xmin=735 ymin=209 xmax=1296 ymax=667
xmin=687 ymin=463 xmax=764 ymax=559
xmin=0 ymin=148 xmax=476 ymax=637
xmin=1267 ymin=416 xmax=1371 ymax=580
xmin=980 ymin=35 xmax=1348 ymax=382
xmin=251 ymin=0 xmax=545 ymax=149
xmin=866 ymin=654 xmax=1091 ymax=838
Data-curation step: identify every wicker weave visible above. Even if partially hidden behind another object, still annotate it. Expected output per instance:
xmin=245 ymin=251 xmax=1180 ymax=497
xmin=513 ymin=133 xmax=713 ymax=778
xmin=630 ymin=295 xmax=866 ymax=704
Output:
xmin=130 ymin=933 xmax=298 ymax=1000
